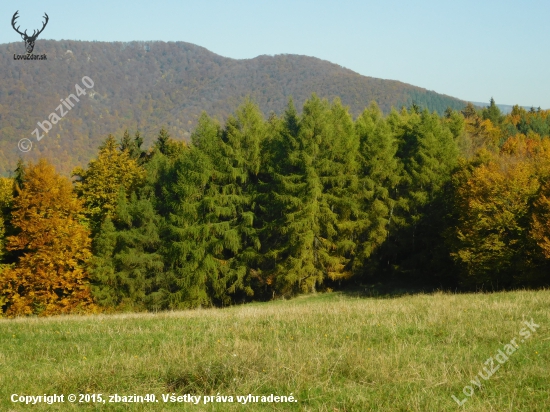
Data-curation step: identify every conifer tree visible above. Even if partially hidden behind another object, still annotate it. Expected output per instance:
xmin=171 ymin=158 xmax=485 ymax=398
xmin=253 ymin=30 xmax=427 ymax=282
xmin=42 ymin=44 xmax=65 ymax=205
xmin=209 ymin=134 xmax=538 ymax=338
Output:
xmin=266 ymin=95 xmax=360 ymax=293
xmin=155 ymin=127 xmax=171 ymax=155
xmin=120 ymin=130 xmax=146 ymax=163
xmin=353 ymin=103 xmax=402 ymax=274
xmin=482 ymin=98 xmax=504 ymax=125
xmin=162 ymin=103 xmax=264 ymax=307
xmin=371 ymin=108 xmax=459 ymax=281
xmin=271 ymin=96 xmax=325 ymax=293
xmin=319 ymin=98 xmax=360 ymax=281
xmin=89 ymin=190 xmax=164 ymax=310
xmin=404 ymin=110 xmax=458 ymax=278
xmin=152 ymin=127 xmax=187 ymax=160
xmin=88 ymin=143 xmax=173 ymax=310
xmin=119 ymin=129 xmax=133 ymax=153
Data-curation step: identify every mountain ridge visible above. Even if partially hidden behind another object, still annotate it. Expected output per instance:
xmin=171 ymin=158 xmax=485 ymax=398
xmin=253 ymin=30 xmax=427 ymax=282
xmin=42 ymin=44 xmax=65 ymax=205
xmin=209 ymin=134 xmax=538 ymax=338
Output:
xmin=0 ymin=40 xmax=467 ymax=175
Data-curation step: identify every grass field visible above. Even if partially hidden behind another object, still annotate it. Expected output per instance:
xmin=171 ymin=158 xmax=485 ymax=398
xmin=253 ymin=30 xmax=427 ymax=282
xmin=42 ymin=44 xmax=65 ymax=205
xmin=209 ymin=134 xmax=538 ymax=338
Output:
xmin=1 ymin=290 xmax=549 ymax=411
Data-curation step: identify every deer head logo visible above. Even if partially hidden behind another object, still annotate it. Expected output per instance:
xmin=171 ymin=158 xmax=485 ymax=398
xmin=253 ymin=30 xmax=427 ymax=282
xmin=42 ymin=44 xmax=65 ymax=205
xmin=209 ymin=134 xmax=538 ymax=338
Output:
xmin=11 ymin=11 xmax=49 ymax=54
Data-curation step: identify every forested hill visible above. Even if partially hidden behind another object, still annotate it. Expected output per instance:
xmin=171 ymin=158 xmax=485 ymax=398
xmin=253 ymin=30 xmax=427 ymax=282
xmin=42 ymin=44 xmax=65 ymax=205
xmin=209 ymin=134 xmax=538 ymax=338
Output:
xmin=0 ymin=40 xmax=466 ymax=175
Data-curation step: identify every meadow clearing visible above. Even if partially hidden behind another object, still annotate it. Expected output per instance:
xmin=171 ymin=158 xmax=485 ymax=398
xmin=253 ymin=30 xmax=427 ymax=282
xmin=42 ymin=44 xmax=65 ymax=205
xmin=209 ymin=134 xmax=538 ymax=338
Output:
xmin=1 ymin=290 xmax=548 ymax=411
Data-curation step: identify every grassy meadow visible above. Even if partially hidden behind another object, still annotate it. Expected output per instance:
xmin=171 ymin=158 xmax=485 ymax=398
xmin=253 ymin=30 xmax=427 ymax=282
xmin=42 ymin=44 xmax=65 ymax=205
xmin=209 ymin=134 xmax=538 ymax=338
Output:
xmin=1 ymin=290 xmax=549 ymax=411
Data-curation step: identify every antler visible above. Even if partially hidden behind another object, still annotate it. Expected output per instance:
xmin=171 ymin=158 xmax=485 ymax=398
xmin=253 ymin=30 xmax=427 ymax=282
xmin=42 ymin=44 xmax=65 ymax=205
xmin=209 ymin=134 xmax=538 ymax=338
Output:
xmin=11 ymin=11 xmax=27 ymax=37
xmin=29 ymin=13 xmax=49 ymax=40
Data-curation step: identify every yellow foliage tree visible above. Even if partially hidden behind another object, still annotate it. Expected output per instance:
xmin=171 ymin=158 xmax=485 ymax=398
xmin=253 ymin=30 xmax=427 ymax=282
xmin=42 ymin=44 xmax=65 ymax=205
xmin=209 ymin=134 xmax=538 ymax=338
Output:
xmin=464 ymin=116 xmax=502 ymax=149
xmin=532 ymin=181 xmax=550 ymax=259
xmin=0 ymin=160 xmax=95 ymax=317
xmin=73 ymin=134 xmax=145 ymax=232
xmin=452 ymin=156 xmax=539 ymax=285
xmin=0 ymin=177 xmax=13 ymax=262
xmin=451 ymin=134 xmax=550 ymax=286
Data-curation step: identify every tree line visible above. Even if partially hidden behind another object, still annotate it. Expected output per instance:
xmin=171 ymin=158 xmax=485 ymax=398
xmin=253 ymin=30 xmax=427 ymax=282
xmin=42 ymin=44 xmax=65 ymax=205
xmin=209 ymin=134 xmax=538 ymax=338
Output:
xmin=1 ymin=96 xmax=549 ymax=316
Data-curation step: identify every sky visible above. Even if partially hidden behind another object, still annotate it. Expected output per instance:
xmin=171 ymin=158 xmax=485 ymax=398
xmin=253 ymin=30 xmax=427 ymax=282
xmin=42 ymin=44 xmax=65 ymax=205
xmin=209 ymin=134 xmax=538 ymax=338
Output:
xmin=1 ymin=0 xmax=549 ymax=108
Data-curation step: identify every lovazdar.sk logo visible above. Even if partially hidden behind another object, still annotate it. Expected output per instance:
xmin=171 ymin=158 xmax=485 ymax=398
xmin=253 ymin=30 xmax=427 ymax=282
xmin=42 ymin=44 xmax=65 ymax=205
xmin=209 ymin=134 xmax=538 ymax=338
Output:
xmin=11 ymin=10 xmax=48 ymax=60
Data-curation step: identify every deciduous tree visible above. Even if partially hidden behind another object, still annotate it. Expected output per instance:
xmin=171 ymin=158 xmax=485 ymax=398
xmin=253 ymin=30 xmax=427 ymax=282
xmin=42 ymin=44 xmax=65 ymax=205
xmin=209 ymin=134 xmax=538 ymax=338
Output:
xmin=0 ymin=160 xmax=94 ymax=316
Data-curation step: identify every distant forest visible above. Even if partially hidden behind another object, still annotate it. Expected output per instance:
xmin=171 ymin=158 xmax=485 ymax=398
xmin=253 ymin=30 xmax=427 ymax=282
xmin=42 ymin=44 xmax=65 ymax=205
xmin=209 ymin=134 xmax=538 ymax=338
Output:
xmin=0 ymin=40 xmax=466 ymax=176
xmin=1 ymin=96 xmax=550 ymax=316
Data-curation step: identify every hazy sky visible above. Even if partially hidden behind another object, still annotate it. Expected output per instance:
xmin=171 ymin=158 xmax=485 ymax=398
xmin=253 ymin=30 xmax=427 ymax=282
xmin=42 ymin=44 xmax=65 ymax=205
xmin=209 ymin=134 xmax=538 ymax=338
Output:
xmin=2 ymin=0 xmax=549 ymax=108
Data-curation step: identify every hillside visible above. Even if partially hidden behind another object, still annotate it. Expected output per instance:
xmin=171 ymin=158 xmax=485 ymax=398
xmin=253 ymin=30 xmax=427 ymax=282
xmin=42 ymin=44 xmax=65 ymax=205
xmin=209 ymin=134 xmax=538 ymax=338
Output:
xmin=0 ymin=40 xmax=466 ymax=175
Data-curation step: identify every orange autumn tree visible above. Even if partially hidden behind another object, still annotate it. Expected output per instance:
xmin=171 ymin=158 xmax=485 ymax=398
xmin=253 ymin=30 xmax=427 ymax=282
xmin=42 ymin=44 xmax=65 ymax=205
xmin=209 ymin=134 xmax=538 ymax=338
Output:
xmin=531 ymin=146 xmax=550 ymax=262
xmin=0 ymin=177 xmax=13 ymax=263
xmin=450 ymin=134 xmax=550 ymax=287
xmin=504 ymin=133 xmax=550 ymax=263
xmin=0 ymin=159 xmax=95 ymax=317
xmin=532 ymin=181 xmax=550 ymax=259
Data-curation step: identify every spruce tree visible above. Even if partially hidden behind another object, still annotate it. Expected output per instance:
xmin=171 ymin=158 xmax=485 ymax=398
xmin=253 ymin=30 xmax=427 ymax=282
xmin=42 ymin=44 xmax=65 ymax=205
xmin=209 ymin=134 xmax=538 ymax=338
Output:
xmin=162 ymin=103 xmax=264 ymax=307
xmin=119 ymin=129 xmax=133 ymax=153
xmin=395 ymin=109 xmax=459 ymax=281
xmin=319 ymin=98 xmax=360 ymax=281
xmin=353 ymin=103 xmax=402 ymax=275
xmin=89 ymin=156 xmax=167 ymax=311
xmin=119 ymin=129 xmax=146 ymax=162
xmin=266 ymin=95 xmax=360 ymax=293
xmin=482 ymin=98 xmax=504 ymax=125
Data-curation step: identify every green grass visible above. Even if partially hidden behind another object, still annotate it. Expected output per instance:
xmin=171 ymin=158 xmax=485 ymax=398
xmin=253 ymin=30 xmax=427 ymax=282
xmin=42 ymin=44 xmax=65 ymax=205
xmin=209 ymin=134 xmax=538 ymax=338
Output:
xmin=1 ymin=290 xmax=549 ymax=411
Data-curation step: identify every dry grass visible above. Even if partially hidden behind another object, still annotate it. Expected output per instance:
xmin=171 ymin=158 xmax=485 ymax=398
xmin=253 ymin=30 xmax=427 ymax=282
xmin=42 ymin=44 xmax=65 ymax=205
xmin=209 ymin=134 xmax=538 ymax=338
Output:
xmin=1 ymin=290 xmax=549 ymax=411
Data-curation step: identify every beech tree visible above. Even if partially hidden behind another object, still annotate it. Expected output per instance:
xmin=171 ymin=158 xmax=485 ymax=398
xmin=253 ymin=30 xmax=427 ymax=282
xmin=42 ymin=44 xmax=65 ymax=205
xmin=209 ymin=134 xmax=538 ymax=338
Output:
xmin=0 ymin=177 xmax=13 ymax=264
xmin=532 ymin=180 xmax=550 ymax=260
xmin=450 ymin=134 xmax=550 ymax=287
xmin=0 ymin=160 xmax=94 ymax=316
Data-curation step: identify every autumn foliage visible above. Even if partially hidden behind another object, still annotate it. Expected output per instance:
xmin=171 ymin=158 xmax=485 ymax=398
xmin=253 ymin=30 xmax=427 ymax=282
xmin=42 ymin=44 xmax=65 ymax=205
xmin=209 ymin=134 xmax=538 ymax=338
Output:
xmin=0 ymin=160 xmax=94 ymax=316
xmin=1 ymin=98 xmax=550 ymax=316
xmin=450 ymin=133 xmax=550 ymax=286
